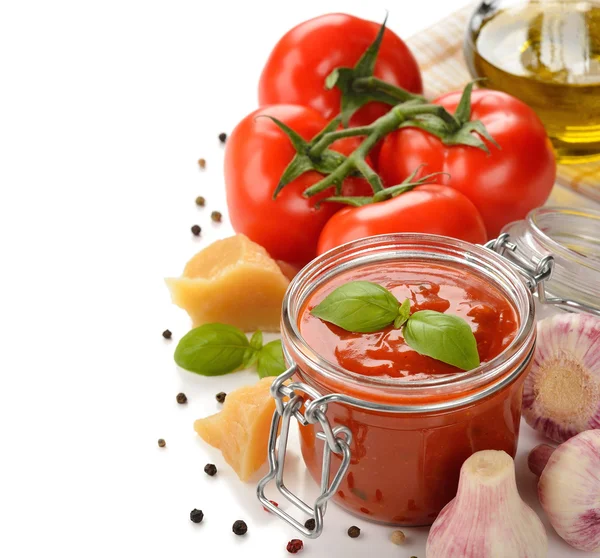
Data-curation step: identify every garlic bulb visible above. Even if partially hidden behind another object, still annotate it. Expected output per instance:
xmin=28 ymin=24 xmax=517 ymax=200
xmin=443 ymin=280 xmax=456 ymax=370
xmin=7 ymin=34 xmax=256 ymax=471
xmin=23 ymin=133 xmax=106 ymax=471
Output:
xmin=426 ymin=450 xmax=547 ymax=558
xmin=536 ymin=430 xmax=600 ymax=552
xmin=523 ymin=313 xmax=600 ymax=443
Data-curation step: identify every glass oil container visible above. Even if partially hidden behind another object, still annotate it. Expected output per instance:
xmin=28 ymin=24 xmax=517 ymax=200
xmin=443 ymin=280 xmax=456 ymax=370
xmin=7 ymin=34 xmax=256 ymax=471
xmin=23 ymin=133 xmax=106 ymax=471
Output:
xmin=465 ymin=0 xmax=600 ymax=163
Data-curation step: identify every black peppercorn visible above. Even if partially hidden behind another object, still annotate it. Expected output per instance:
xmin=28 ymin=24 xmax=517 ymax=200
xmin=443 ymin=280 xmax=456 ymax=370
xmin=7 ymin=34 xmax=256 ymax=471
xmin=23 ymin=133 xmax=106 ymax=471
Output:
xmin=204 ymin=463 xmax=217 ymax=476
xmin=190 ymin=509 xmax=204 ymax=523
xmin=348 ymin=525 xmax=361 ymax=538
xmin=176 ymin=392 xmax=187 ymax=404
xmin=191 ymin=224 xmax=201 ymax=236
xmin=158 ymin=438 xmax=166 ymax=448
xmin=198 ymin=158 xmax=206 ymax=169
xmin=218 ymin=132 xmax=227 ymax=143
xmin=162 ymin=329 xmax=172 ymax=339
xmin=211 ymin=211 xmax=222 ymax=223
xmin=216 ymin=392 xmax=226 ymax=404
xmin=232 ymin=520 xmax=247 ymax=535
xmin=195 ymin=196 xmax=205 ymax=207
xmin=304 ymin=518 xmax=315 ymax=531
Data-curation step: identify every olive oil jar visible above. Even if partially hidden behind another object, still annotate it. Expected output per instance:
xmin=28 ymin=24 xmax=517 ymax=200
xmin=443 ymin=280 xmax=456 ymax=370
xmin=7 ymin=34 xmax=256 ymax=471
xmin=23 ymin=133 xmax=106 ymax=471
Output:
xmin=465 ymin=0 xmax=600 ymax=163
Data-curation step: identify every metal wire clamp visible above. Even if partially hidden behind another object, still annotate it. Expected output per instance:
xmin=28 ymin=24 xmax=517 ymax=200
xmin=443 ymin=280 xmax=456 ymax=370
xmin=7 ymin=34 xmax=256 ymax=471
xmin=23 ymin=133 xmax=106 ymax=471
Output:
xmin=256 ymin=365 xmax=352 ymax=539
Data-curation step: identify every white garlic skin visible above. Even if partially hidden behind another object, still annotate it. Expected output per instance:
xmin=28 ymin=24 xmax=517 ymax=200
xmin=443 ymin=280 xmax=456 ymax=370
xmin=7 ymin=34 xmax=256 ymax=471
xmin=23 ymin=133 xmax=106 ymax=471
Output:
xmin=426 ymin=450 xmax=547 ymax=558
xmin=523 ymin=313 xmax=600 ymax=443
xmin=539 ymin=429 xmax=600 ymax=552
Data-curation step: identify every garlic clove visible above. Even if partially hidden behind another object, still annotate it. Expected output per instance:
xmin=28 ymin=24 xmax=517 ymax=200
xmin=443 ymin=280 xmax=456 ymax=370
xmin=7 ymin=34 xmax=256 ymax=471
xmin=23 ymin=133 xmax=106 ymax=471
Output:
xmin=538 ymin=429 xmax=600 ymax=552
xmin=426 ymin=450 xmax=547 ymax=558
xmin=523 ymin=313 xmax=600 ymax=443
xmin=528 ymin=443 xmax=555 ymax=477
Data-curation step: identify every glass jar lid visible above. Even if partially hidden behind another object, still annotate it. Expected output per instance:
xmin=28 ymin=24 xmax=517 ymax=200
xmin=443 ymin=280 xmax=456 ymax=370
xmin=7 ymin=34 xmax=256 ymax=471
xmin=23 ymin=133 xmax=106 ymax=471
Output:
xmin=500 ymin=206 xmax=600 ymax=315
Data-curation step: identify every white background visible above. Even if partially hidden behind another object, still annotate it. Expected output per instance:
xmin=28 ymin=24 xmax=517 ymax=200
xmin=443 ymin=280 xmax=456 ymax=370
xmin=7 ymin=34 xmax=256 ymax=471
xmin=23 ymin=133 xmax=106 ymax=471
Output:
xmin=0 ymin=1 xmax=596 ymax=556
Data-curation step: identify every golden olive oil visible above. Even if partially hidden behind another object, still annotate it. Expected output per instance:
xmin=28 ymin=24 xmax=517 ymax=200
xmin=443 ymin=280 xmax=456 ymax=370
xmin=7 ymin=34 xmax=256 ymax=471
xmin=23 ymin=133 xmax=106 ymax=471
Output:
xmin=466 ymin=1 xmax=600 ymax=163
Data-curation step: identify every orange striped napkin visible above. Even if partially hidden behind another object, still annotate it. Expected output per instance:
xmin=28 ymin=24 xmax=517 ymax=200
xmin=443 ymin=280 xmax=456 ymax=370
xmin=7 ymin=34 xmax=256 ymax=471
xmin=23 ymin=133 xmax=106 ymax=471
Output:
xmin=405 ymin=4 xmax=600 ymax=205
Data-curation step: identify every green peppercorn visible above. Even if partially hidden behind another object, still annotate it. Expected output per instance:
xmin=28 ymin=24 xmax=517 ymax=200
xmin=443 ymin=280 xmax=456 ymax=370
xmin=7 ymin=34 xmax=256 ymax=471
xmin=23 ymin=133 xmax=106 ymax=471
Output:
xmin=211 ymin=211 xmax=222 ymax=223
xmin=347 ymin=526 xmax=361 ymax=538
xmin=162 ymin=329 xmax=172 ymax=339
xmin=191 ymin=224 xmax=201 ymax=236
xmin=176 ymin=392 xmax=187 ymax=404
xmin=190 ymin=509 xmax=204 ymax=523
xmin=157 ymin=438 xmax=166 ymax=448
xmin=195 ymin=196 xmax=205 ymax=207
xmin=216 ymin=392 xmax=226 ymax=404
xmin=232 ymin=520 xmax=247 ymax=536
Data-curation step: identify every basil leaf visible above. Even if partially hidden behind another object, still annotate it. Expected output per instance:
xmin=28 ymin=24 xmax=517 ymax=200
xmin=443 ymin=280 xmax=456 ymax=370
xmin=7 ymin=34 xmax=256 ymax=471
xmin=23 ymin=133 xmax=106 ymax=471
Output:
xmin=242 ymin=347 xmax=258 ymax=369
xmin=256 ymin=340 xmax=286 ymax=378
xmin=394 ymin=299 xmax=411 ymax=328
xmin=403 ymin=310 xmax=480 ymax=370
xmin=174 ymin=323 xmax=250 ymax=376
xmin=250 ymin=330 xmax=263 ymax=351
xmin=242 ymin=330 xmax=263 ymax=368
xmin=311 ymin=281 xmax=400 ymax=333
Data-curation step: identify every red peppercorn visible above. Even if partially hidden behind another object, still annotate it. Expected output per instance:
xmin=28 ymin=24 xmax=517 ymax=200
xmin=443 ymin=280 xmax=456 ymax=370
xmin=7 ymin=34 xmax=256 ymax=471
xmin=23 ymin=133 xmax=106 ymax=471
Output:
xmin=286 ymin=539 xmax=303 ymax=554
xmin=263 ymin=500 xmax=279 ymax=512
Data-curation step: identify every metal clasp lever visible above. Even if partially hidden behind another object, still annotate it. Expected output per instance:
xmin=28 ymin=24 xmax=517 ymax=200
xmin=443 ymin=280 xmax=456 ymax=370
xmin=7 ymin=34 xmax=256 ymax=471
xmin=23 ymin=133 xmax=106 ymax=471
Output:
xmin=485 ymin=233 xmax=554 ymax=294
xmin=256 ymin=366 xmax=352 ymax=539
xmin=485 ymin=233 xmax=598 ymax=315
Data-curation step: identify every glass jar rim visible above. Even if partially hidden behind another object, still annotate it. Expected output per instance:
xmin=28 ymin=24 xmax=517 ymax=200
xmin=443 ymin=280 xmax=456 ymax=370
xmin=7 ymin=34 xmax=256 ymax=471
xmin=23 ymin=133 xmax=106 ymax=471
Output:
xmin=281 ymin=233 xmax=535 ymax=403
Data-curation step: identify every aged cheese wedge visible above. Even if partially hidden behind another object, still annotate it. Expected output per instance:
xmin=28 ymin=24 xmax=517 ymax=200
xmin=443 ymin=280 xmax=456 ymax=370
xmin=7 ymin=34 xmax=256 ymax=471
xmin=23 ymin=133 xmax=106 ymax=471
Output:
xmin=194 ymin=377 xmax=276 ymax=481
xmin=166 ymin=234 xmax=289 ymax=332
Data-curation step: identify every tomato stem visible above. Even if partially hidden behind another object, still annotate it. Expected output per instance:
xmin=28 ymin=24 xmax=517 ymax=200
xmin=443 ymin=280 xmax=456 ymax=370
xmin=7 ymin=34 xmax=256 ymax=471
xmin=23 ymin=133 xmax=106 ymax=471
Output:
xmin=309 ymin=125 xmax=374 ymax=158
xmin=352 ymin=76 xmax=426 ymax=104
xmin=305 ymin=103 xmax=452 ymax=197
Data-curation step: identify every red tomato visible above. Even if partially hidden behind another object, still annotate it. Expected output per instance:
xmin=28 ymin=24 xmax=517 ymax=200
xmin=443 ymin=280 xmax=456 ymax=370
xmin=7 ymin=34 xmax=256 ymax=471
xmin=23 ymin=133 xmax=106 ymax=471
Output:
xmin=377 ymin=89 xmax=556 ymax=238
xmin=258 ymin=13 xmax=422 ymax=127
xmin=225 ymin=105 xmax=372 ymax=268
xmin=317 ymin=184 xmax=487 ymax=255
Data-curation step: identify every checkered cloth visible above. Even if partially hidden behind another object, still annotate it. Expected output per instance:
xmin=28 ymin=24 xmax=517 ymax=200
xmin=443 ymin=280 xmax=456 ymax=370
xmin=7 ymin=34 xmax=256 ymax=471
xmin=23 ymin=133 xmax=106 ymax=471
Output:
xmin=405 ymin=4 xmax=600 ymax=203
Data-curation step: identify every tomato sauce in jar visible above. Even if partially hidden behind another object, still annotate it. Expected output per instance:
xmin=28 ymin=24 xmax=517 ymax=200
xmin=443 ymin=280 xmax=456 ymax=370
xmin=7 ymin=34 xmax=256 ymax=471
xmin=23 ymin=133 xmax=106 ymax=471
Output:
xmin=279 ymin=235 xmax=536 ymax=527
xmin=299 ymin=261 xmax=518 ymax=381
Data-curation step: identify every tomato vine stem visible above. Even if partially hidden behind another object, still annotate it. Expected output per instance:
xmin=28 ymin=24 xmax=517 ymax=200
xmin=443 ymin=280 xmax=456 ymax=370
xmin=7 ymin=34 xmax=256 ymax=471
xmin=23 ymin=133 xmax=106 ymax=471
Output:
xmin=304 ymin=103 xmax=459 ymax=196
xmin=352 ymin=76 xmax=427 ymax=104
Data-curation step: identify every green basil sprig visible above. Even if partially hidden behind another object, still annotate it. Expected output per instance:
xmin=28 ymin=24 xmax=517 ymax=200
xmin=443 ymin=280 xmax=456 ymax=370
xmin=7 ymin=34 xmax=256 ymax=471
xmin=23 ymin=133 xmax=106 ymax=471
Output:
xmin=311 ymin=281 xmax=480 ymax=371
xmin=174 ymin=323 xmax=286 ymax=378
xmin=310 ymin=281 xmax=402 ymax=333
xmin=403 ymin=310 xmax=480 ymax=370
xmin=256 ymin=340 xmax=287 ymax=379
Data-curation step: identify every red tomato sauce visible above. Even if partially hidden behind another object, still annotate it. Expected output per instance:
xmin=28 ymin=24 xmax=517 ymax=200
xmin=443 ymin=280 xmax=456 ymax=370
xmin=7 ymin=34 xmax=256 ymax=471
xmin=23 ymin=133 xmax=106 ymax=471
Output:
xmin=299 ymin=261 xmax=518 ymax=379
xmin=295 ymin=260 xmax=527 ymax=525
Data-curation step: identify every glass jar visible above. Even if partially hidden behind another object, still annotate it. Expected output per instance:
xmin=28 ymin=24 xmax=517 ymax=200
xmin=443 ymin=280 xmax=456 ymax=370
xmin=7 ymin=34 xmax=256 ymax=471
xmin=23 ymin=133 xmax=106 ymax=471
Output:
xmin=464 ymin=0 xmax=600 ymax=164
xmin=258 ymin=234 xmax=537 ymax=534
xmin=257 ymin=217 xmax=600 ymax=538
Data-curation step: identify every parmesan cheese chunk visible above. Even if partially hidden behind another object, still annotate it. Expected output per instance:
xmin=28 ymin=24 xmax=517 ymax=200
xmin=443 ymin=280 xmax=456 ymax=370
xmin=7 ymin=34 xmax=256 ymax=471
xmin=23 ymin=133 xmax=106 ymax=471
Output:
xmin=166 ymin=235 xmax=289 ymax=332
